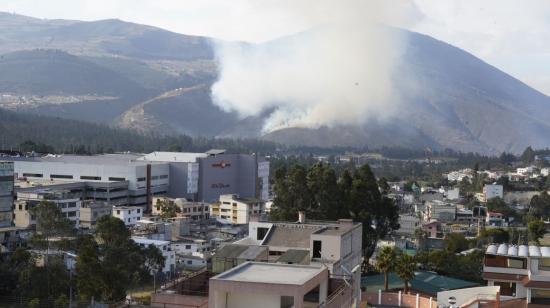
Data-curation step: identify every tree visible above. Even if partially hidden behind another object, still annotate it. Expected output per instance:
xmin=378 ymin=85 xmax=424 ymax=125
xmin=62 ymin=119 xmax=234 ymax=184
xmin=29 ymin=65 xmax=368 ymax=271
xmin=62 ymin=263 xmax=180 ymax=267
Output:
xmin=271 ymin=165 xmax=312 ymax=221
xmin=306 ymin=163 xmax=341 ymax=219
xmin=378 ymin=177 xmax=390 ymax=194
xmin=349 ymin=164 xmax=399 ymax=258
xmin=444 ymin=233 xmax=470 ymax=253
xmin=376 ymin=246 xmax=398 ymax=291
xmin=528 ymin=220 xmax=547 ymax=244
xmin=395 ymin=253 xmax=416 ymax=294
xmin=75 ymin=235 xmax=102 ymax=301
xmin=521 ymin=146 xmax=536 ymax=164
xmin=156 ymin=199 xmax=180 ymax=219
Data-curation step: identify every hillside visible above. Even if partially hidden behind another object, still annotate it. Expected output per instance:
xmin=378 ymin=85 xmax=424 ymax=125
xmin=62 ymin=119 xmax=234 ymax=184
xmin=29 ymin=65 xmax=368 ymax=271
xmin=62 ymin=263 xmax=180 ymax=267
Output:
xmin=0 ymin=12 xmax=550 ymax=154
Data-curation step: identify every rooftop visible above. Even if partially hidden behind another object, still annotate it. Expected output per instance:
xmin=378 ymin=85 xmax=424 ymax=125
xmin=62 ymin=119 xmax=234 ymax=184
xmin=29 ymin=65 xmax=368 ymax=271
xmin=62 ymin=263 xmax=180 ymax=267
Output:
xmin=486 ymin=243 xmax=550 ymax=257
xmin=7 ymin=153 xmax=156 ymax=166
xmin=212 ymin=262 xmax=325 ymax=285
xmin=263 ymin=224 xmax=324 ymax=249
xmin=277 ymin=249 xmax=310 ymax=264
xmin=213 ymin=244 xmax=267 ymax=260
xmin=131 ymin=237 xmax=170 ymax=246
xmin=139 ymin=151 xmax=207 ymax=163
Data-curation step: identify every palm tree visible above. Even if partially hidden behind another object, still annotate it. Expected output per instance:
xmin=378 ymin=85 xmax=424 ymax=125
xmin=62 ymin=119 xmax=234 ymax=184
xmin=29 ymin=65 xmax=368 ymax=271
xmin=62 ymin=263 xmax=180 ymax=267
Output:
xmin=396 ymin=253 xmax=416 ymax=294
xmin=376 ymin=246 xmax=398 ymax=291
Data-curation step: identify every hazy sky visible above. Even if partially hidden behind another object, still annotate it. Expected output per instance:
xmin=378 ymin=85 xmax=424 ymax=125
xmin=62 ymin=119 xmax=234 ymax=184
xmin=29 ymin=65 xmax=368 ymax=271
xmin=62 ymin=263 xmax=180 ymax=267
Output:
xmin=1 ymin=0 xmax=549 ymax=95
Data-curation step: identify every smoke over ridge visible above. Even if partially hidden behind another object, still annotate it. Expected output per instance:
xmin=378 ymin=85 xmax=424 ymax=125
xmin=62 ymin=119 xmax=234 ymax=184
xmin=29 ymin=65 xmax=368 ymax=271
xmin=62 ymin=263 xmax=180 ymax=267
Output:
xmin=211 ymin=1 xmax=413 ymax=133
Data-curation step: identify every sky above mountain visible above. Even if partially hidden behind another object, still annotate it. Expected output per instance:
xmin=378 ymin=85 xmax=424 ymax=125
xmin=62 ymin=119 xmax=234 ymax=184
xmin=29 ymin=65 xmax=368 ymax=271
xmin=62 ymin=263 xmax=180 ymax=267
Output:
xmin=1 ymin=0 xmax=549 ymax=96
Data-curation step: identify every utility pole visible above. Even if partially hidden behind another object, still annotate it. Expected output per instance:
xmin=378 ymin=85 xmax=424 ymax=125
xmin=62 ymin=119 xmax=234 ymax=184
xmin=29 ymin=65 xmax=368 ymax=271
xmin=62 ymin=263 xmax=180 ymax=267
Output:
xmin=69 ymin=268 xmax=73 ymax=307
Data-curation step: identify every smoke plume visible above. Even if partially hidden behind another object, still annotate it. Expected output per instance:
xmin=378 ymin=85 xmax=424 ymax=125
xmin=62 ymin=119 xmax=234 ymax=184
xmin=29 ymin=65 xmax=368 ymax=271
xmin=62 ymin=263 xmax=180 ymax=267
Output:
xmin=211 ymin=1 xmax=412 ymax=133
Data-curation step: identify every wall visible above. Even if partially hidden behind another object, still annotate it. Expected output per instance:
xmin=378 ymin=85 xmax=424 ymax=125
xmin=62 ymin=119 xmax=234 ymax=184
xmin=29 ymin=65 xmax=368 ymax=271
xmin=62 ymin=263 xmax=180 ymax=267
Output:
xmin=226 ymin=292 xmax=280 ymax=308
xmin=0 ymin=161 xmax=14 ymax=227
xmin=437 ymin=286 xmax=500 ymax=307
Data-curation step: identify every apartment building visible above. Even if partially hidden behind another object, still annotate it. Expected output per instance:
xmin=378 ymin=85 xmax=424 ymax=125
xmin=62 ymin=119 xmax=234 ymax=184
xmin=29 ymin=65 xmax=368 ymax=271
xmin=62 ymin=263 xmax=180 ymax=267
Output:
xmin=483 ymin=243 xmax=550 ymax=305
xmin=113 ymin=205 xmax=143 ymax=226
xmin=132 ymin=237 xmax=176 ymax=274
xmin=14 ymin=190 xmax=81 ymax=228
xmin=210 ymin=194 xmax=265 ymax=224
xmin=152 ymin=196 xmax=209 ymax=221
xmin=483 ymin=184 xmax=504 ymax=201
xmin=79 ymin=201 xmax=112 ymax=229
xmin=0 ymin=161 xmax=14 ymax=227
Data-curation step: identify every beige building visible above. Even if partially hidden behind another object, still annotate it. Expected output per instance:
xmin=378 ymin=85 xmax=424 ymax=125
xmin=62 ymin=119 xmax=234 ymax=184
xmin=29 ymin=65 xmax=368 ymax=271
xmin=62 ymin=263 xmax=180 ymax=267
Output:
xmin=210 ymin=194 xmax=265 ymax=224
xmin=79 ymin=201 xmax=112 ymax=229
xmin=14 ymin=190 xmax=80 ymax=228
xmin=208 ymin=262 xmax=329 ymax=308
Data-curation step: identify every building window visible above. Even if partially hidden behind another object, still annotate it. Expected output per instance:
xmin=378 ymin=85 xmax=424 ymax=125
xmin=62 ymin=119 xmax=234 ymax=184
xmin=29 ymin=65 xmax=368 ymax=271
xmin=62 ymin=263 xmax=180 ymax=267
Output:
xmin=116 ymin=210 xmax=120 ymax=215
xmin=257 ymin=227 xmax=269 ymax=241
xmin=68 ymin=202 xmax=77 ymax=208
xmin=22 ymin=173 xmax=43 ymax=178
xmin=185 ymin=245 xmax=191 ymax=249
xmin=137 ymin=209 xmax=141 ymax=213
xmin=127 ymin=218 xmax=130 ymax=223
xmin=160 ymin=175 xmax=168 ymax=179
xmin=313 ymin=240 xmax=322 ymax=259
xmin=109 ymin=177 xmax=126 ymax=181
xmin=137 ymin=177 xmax=146 ymax=182
xmin=67 ymin=211 xmax=76 ymax=217
xmin=80 ymin=176 xmax=101 ymax=181
xmin=50 ymin=174 xmax=73 ymax=179
xmin=187 ymin=260 xmax=192 ymax=265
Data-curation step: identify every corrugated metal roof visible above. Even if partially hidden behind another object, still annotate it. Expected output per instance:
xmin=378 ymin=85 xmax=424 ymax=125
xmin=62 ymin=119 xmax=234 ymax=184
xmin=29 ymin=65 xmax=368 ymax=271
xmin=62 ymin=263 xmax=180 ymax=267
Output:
xmin=485 ymin=243 xmax=550 ymax=257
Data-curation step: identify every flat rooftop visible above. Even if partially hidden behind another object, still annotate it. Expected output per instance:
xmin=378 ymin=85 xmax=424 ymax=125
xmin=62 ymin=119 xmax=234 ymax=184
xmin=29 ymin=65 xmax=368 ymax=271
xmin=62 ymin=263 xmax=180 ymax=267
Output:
xmin=7 ymin=153 xmax=162 ymax=166
xmin=139 ymin=151 xmax=207 ymax=163
xmin=213 ymin=262 xmax=325 ymax=285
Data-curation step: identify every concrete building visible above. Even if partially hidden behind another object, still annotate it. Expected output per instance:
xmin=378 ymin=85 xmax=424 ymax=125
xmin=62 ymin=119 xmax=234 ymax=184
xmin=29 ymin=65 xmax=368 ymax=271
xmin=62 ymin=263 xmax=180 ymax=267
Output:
xmin=483 ymin=184 xmax=503 ymax=201
xmin=211 ymin=244 xmax=269 ymax=274
xmin=483 ymin=243 xmax=550 ymax=305
xmin=0 ymin=161 xmax=14 ymax=227
xmin=446 ymin=188 xmax=460 ymax=200
xmin=208 ymin=262 xmax=329 ymax=308
xmin=396 ymin=215 xmax=420 ymax=236
xmin=541 ymin=168 xmax=550 ymax=177
xmin=7 ymin=150 xmax=269 ymax=213
xmin=425 ymin=200 xmax=456 ymax=222
xmin=132 ymin=237 xmax=176 ymax=274
xmin=139 ymin=150 xmax=270 ymax=203
xmin=236 ymin=217 xmax=363 ymax=306
xmin=9 ymin=154 xmax=169 ymax=209
xmin=210 ymin=194 xmax=265 ymax=224
xmin=113 ymin=205 xmax=143 ymax=226
xmin=15 ymin=190 xmax=81 ymax=228
xmin=152 ymin=197 xmax=210 ymax=221
xmin=79 ymin=201 xmax=112 ymax=229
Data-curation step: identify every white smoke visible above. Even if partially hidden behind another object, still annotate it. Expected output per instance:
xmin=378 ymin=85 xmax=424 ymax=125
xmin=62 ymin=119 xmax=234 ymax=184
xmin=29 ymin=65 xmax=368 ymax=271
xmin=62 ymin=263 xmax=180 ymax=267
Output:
xmin=211 ymin=1 xmax=416 ymax=133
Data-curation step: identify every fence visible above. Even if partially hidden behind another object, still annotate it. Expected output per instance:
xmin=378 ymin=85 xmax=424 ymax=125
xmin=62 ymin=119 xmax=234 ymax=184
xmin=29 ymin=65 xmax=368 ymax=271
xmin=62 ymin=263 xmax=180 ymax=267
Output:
xmin=363 ymin=291 xmax=437 ymax=308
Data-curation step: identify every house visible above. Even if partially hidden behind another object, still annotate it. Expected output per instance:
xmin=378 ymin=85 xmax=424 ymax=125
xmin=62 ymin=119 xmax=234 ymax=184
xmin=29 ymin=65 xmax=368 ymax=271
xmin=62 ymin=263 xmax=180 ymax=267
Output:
xmin=483 ymin=243 xmax=550 ymax=305
xmin=112 ymin=205 xmax=143 ymax=226
xmin=486 ymin=212 xmax=507 ymax=227
xmin=208 ymin=262 xmax=331 ymax=308
xmin=132 ymin=237 xmax=176 ymax=274
xmin=422 ymin=221 xmax=443 ymax=238
xmin=14 ymin=190 xmax=81 ymax=228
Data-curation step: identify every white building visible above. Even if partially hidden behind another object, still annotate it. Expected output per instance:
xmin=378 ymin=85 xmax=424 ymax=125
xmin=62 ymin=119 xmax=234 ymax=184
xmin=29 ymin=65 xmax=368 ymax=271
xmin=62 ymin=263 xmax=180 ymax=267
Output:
xmin=541 ymin=168 xmax=550 ymax=177
xmin=446 ymin=188 xmax=460 ymax=200
xmin=152 ymin=197 xmax=209 ymax=221
xmin=517 ymin=166 xmax=535 ymax=175
xmin=113 ymin=205 xmax=143 ymax=226
xmin=172 ymin=239 xmax=210 ymax=257
xmin=210 ymin=194 xmax=265 ymax=224
xmin=483 ymin=184 xmax=504 ymax=201
xmin=132 ymin=237 xmax=176 ymax=274
xmin=483 ymin=244 xmax=550 ymax=305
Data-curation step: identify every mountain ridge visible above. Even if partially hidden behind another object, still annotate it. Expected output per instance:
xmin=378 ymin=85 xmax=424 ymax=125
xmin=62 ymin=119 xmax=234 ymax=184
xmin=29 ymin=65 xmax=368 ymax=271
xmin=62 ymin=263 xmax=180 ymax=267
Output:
xmin=0 ymin=12 xmax=549 ymax=154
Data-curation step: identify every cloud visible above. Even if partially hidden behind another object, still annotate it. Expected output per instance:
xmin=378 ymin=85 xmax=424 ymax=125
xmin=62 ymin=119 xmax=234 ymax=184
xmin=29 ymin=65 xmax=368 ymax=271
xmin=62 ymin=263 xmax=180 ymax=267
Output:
xmin=210 ymin=1 xmax=418 ymax=133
